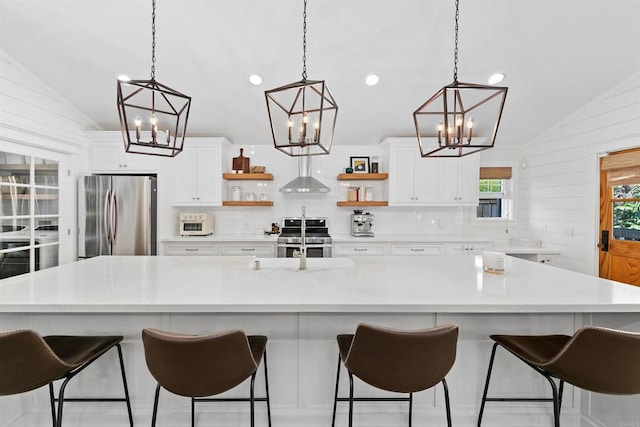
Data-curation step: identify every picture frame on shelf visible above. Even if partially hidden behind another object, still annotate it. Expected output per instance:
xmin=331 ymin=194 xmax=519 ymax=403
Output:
xmin=350 ymin=156 xmax=370 ymax=173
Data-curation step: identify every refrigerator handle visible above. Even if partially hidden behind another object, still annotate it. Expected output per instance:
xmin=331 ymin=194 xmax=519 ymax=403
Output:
xmin=111 ymin=190 xmax=118 ymax=244
xmin=103 ymin=189 xmax=112 ymax=247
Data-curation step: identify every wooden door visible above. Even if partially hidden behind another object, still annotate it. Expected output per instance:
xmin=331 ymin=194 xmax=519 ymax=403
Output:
xmin=599 ymin=148 xmax=640 ymax=286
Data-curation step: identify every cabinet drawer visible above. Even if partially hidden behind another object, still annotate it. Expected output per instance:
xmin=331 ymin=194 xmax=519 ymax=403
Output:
xmin=390 ymin=244 xmax=445 ymax=256
xmin=163 ymin=243 xmax=220 ymax=256
xmin=333 ymin=243 xmax=389 ymax=257
xmin=220 ymin=243 xmax=275 ymax=257
xmin=445 ymin=243 xmax=492 ymax=255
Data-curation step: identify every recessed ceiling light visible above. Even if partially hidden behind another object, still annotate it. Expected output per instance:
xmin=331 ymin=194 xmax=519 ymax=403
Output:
xmin=365 ymin=74 xmax=380 ymax=86
xmin=117 ymin=74 xmax=131 ymax=82
xmin=249 ymin=74 xmax=263 ymax=86
xmin=488 ymin=73 xmax=505 ymax=85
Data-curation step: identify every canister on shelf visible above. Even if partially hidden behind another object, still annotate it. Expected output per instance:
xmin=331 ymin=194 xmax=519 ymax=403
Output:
xmin=347 ymin=187 xmax=358 ymax=201
xmin=365 ymin=185 xmax=374 ymax=201
xmin=230 ymin=186 xmax=242 ymax=201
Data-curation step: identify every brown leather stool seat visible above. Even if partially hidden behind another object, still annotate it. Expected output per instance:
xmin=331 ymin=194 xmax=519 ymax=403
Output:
xmin=332 ymin=323 xmax=459 ymax=427
xmin=478 ymin=326 xmax=640 ymax=426
xmin=142 ymin=328 xmax=271 ymax=427
xmin=0 ymin=329 xmax=133 ymax=427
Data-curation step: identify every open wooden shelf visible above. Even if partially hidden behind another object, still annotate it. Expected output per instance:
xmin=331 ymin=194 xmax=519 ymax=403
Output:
xmin=223 ymin=173 xmax=274 ymax=181
xmin=336 ymin=201 xmax=388 ymax=207
xmin=337 ymin=173 xmax=388 ymax=181
xmin=222 ymin=201 xmax=274 ymax=207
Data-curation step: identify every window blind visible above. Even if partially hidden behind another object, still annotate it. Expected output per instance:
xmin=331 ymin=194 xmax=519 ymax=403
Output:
xmin=479 ymin=167 xmax=512 ymax=180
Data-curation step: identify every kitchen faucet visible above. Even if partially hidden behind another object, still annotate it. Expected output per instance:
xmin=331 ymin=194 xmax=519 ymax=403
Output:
xmin=299 ymin=205 xmax=307 ymax=270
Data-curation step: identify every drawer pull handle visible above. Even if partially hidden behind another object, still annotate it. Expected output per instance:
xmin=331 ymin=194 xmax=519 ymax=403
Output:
xmin=354 ymin=248 xmax=368 ymax=252
xmin=410 ymin=248 xmax=425 ymax=252
xmin=185 ymin=248 xmax=199 ymax=252
xmin=241 ymin=248 xmax=255 ymax=252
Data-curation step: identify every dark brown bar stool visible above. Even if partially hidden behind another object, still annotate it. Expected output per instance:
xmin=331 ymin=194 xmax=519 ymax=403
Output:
xmin=331 ymin=323 xmax=458 ymax=427
xmin=478 ymin=326 xmax=640 ymax=426
xmin=0 ymin=329 xmax=134 ymax=427
xmin=142 ymin=328 xmax=271 ymax=427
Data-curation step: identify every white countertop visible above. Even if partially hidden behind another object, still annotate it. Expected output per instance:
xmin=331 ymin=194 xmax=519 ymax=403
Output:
xmin=330 ymin=234 xmax=493 ymax=243
xmin=161 ymin=233 xmax=280 ymax=243
xmin=161 ymin=234 xmax=495 ymax=244
xmin=1 ymin=255 xmax=639 ymax=313
xmin=492 ymin=245 xmax=560 ymax=255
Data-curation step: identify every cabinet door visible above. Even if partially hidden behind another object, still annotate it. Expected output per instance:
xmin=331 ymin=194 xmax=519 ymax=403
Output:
xmin=90 ymin=141 xmax=158 ymax=173
xmin=390 ymin=244 xmax=444 ymax=256
xmin=446 ymin=243 xmax=491 ymax=255
xmin=456 ymin=155 xmax=479 ymax=204
xmin=220 ymin=243 xmax=275 ymax=257
xmin=163 ymin=243 xmax=220 ymax=256
xmin=194 ymin=147 xmax=221 ymax=204
xmin=333 ymin=243 xmax=389 ymax=257
xmin=388 ymin=145 xmax=416 ymax=205
xmin=437 ymin=156 xmax=479 ymax=205
xmin=413 ymin=156 xmax=439 ymax=204
xmin=172 ymin=148 xmax=199 ymax=204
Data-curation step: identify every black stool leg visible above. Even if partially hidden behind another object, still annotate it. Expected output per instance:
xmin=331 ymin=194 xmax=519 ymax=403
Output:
xmin=348 ymin=371 xmax=354 ymax=427
xmin=540 ymin=373 xmax=561 ymax=427
xmin=115 ymin=343 xmax=134 ymax=427
xmin=55 ymin=375 xmax=74 ymax=427
xmin=558 ymin=380 xmax=565 ymax=415
xmin=477 ymin=342 xmax=499 ymax=426
xmin=408 ymin=392 xmax=413 ymax=427
xmin=262 ymin=350 xmax=272 ymax=427
xmin=332 ymin=355 xmax=341 ymax=427
xmin=191 ymin=397 xmax=195 ymax=427
xmin=442 ymin=378 xmax=452 ymax=427
xmin=48 ymin=383 xmax=57 ymax=427
xmin=250 ymin=372 xmax=257 ymax=427
xmin=151 ymin=383 xmax=161 ymax=427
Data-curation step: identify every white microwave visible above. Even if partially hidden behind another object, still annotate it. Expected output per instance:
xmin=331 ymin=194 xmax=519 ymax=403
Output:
xmin=179 ymin=213 xmax=214 ymax=236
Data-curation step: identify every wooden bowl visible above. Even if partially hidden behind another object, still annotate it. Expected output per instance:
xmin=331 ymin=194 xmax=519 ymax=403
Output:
xmin=251 ymin=166 xmax=266 ymax=173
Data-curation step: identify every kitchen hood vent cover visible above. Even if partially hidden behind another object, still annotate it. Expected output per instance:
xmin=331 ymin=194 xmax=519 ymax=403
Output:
xmin=279 ymin=157 xmax=330 ymax=193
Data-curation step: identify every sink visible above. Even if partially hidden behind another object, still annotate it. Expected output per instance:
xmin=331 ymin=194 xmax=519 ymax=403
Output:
xmin=252 ymin=257 xmax=356 ymax=271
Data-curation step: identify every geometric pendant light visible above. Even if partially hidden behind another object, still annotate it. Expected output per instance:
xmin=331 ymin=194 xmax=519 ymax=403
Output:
xmin=265 ymin=0 xmax=338 ymax=157
xmin=116 ymin=0 xmax=191 ymax=158
xmin=413 ymin=0 xmax=507 ymax=158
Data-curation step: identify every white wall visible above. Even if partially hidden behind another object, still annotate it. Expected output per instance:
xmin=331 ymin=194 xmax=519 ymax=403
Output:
xmin=0 ymin=48 xmax=96 ymax=266
xmin=520 ymin=70 xmax=640 ymax=274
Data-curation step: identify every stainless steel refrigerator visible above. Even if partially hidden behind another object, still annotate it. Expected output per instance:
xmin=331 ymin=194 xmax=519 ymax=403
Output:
xmin=78 ymin=175 xmax=157 ymax=258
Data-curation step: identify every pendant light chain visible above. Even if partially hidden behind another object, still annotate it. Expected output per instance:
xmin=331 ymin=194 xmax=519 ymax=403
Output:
xmin=151 ymin=0 xmax=156 ymax=80
xmin=453 ymin=0 xmax=459 ymax=82
xmin=301 ymin=0 xmax=307 ymax=81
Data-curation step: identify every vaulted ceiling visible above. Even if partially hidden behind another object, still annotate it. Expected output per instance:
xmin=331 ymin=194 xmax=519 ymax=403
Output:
xmin=1 ymin=0 xmax=639 ymax=148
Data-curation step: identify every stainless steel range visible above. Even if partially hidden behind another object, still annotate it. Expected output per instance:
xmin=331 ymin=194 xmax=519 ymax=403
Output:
xmin=277 ymin=217 xmax=332 ymax=258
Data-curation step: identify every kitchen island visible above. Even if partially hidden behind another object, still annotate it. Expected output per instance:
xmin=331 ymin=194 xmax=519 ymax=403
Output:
xmin=0 ymin=255 xmax=639 ymax=426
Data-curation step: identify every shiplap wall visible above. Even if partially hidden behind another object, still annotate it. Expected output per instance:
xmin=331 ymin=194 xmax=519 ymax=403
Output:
xmin=520 ymin=71 xmax=640 ymax=275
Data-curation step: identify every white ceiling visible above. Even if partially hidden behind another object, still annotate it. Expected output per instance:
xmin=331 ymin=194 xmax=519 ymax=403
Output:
xmin=1 ymin=0 xmax=639 ymax=148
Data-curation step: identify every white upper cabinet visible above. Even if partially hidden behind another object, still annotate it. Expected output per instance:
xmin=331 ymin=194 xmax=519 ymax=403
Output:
xmin=87 ymin=132 xmax=158 ymax=173
xmin=168 ymin=139 xmax=230 ymax=206
xmin=437 ymin=155 xmax=479 ymax=205
xmin=387 ymin=144 xmax=438 ymax=205
xmin=382 ymin=138 xmax=479 ymax=206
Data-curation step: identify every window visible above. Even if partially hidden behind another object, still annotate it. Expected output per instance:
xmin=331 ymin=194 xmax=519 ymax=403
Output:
xmin=0 ymin=151 xmax=59 ymax=279
xmin=476 ymin=167 xmax=512 ymax=219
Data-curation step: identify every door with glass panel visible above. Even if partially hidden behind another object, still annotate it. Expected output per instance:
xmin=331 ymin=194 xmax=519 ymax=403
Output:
xmin=0 ymin=151 xmax=59 ymax=279
xmin=599 ymin=148 xmax=640 ymax=286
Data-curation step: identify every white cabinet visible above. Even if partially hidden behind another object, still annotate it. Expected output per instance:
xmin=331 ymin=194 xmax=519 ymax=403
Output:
xmin=170 ymin=139 xmax=230 ymax=206
xmin=333 ymin=243 xmax=389 ymax=257
xmin=382 ymin=138 xmax=479 ymax=206
xmin=445 ymin=242 xmax=492 ymax=255
xmin=387 ymin=144 xmax=438 ymax=205
xmin=88 ymin=133 xmax=158 ymax=173
xmin=390 ymin=244 xmax=445 ymax=256
xmin=220 ymin=243 xmax=276 ymax=257
xmin=163 ymin=242 xmax=220 ymax=256
xmin=437 ymin=155 xmax=479 ymax=205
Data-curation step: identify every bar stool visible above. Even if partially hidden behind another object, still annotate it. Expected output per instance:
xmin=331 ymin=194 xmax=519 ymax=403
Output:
xmin=478 ymin=326 xmax=640 ymax=426
xmin=0 ymin=329 xmax=134 ymax=427
xmin=141 ymin=328 xmax=271 ymax=427
xmin=331 ymin=323 xmax=458 ymax=427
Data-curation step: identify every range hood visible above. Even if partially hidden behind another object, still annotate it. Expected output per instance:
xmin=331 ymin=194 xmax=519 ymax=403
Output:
xmin=279 ymin=156 xmax=330 ymax=193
